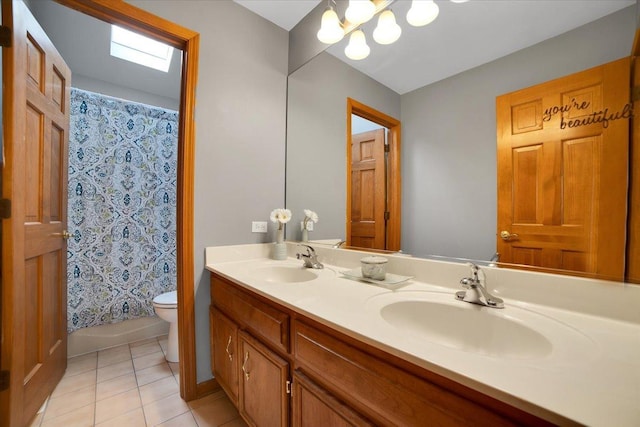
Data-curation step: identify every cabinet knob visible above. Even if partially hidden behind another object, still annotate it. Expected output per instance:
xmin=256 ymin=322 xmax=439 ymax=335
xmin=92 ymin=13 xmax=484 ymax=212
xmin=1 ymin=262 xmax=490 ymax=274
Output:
xmin=242 ymin=352 xmax=250 ymax=381
xmin=225 ymin=335 xmax=233 ymax=362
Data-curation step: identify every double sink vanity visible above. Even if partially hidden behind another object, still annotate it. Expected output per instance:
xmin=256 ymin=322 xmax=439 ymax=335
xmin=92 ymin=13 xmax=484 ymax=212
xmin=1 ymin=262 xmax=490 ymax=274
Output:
xmin=205 ymin=243 xmax=640 ymax=426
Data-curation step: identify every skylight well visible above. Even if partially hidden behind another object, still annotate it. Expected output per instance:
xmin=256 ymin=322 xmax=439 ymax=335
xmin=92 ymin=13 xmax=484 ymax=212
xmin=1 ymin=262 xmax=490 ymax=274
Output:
xmin=110 ymin=25 xmax=174 ymax=72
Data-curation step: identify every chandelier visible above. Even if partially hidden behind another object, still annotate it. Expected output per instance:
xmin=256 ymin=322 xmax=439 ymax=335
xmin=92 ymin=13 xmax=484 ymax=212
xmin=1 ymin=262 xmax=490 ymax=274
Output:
xmin=317 ymin=0 xmax=469 ymax=60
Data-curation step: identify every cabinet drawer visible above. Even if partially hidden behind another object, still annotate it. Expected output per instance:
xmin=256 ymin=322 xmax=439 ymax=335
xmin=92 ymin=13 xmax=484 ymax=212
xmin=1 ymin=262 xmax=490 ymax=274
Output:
xmin=211 ymin=274 xmax=289 ymax=354
xmin=292 ymin=370 xmax=373 ymax=427
xmin=293 ymin=321 xmax=528 ymax=427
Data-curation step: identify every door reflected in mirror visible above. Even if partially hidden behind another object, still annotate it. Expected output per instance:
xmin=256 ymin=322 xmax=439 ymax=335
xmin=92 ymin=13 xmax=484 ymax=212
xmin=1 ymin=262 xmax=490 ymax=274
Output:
xmin=347 ymin=99 xmax=401 ymax=251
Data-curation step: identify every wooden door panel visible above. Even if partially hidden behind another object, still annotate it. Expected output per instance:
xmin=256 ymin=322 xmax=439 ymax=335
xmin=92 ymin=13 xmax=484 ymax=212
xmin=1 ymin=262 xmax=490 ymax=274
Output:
xmin=25 ymin=104 xmax=43 ymax=221
xmin=511 ymin=99 xmax=543 ymax=134
xmin=50 ymin=124 xmax=64 ymax=221
xmin=24 ymin=257 xmax=41 ymax=381
xmin=512 ymin=144 xmax=543 ymax=224
xmin=350 ymin=129 xmax=386 ymax=249
xmin=497 ymin=58 xmax=629 ymax=280
xmin=2 ymin=1 xmax=71 ymax=425
xmin=562 ymin=136 xmax=596 ymax=225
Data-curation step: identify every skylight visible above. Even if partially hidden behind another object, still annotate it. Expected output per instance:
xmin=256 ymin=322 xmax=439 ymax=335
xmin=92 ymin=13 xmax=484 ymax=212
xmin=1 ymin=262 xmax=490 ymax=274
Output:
xmin=110 ymin=25 xmax=174 ymax=72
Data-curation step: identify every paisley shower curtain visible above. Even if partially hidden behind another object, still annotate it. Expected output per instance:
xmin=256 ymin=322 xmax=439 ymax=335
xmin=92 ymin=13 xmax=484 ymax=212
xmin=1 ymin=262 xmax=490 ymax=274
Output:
xmin=67 ymin=88 xmax=178 ymax=332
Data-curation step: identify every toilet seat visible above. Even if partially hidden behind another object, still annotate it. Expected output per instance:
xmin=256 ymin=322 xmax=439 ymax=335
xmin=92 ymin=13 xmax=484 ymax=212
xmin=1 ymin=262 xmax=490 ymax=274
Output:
xmin=153 ymin=291 xmax=177 ymax=308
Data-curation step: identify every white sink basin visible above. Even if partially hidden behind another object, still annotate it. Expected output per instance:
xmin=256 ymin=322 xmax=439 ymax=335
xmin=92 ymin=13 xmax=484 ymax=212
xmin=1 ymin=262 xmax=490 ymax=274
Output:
xmin=367 ymin=291 xmax=596 ymax=361
xmin=251 ymin=265 xmax=321 ymax=283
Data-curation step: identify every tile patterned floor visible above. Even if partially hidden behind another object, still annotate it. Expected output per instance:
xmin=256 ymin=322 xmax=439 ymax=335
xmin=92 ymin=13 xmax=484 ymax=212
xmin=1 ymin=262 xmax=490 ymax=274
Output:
xmin=27 ymin=336 xmax=248 ymax=427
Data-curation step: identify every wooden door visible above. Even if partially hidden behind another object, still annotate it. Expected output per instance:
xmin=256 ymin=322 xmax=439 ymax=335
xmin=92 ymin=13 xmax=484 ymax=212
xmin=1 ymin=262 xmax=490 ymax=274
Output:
xmin=211 ymin=307 xmax=239 ymax=405
xmin=1 ymin=1 xmax=71 ymax=425
xmin=350 ymin=129 xmax=386 ymax=249
xmin=238 ymin=331 xmax=289 ymax=427
xmin=497 ymin=57 xmax=630 ymax=280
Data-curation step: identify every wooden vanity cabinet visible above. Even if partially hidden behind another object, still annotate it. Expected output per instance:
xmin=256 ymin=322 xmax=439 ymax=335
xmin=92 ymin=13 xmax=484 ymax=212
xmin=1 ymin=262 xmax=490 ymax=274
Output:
xmin=210 ymin=272 xmax=551 ymax=427
xmin=211 ymin=275 xmax=292 ymax=426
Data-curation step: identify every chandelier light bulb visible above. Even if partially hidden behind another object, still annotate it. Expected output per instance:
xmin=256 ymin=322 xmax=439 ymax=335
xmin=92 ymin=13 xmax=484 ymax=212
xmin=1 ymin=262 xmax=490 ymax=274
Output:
xmin=317 ymin=7 xmax=344 ymax=44
xmin=407 ymin=0 xmax=440 ymax=27
xmin=373 ymin=10 xmax=402 ymax=45
xmin=344 ymin=29 xmax=370 ymax=60
xmin=345 ymin=0 xmax=376 ymax=25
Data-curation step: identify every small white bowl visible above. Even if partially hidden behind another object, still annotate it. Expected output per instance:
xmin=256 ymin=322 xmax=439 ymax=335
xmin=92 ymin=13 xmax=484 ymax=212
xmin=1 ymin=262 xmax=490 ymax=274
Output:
xmin=361 ymin=256 xmax=388 ymax=280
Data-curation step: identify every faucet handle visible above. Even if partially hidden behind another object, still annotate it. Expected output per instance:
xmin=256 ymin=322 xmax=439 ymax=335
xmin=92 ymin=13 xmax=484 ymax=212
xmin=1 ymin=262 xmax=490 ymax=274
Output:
xmin=459 ymin=277 xmax=475 ymax=288
xmin=467 ymin=262 xmax=480 ymax=279
xmin=297 ymin=244 xmax=315 ymax=255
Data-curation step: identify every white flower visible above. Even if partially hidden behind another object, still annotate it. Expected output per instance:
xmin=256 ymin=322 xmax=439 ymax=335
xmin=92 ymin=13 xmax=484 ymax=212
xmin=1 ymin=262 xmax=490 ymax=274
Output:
xmin=303 ymin=209 xmax=318 ymax=230
xmin=303 ymin=209 xmax=318 ymax=224
xmin=270 ymin=208 xmax=292 ymax=230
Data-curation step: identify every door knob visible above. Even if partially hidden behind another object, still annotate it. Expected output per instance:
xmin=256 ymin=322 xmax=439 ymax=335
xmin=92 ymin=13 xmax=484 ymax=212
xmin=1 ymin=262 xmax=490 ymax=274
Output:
xmin=500 ymin=230 xmax=519 ymax=241
xmin=53 ymin=230 xmax=73 ymax=239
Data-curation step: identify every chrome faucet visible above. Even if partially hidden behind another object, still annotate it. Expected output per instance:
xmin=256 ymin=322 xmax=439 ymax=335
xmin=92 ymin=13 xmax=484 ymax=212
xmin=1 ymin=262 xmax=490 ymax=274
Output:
xmin=455 ymin=263 xmax=504 ymax=308
xmin=296 ymin=244 xmax=324 ymax=269
xmin=332 ymin=240 xmax=346 ymax=249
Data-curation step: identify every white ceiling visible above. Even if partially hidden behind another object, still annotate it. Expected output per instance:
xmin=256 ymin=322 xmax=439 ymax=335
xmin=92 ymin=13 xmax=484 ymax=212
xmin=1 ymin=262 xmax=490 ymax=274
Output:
xmin=235 ymin=0 xmax=635 ymax=94
xmin=234 ymin=0 xmax=321 ymax=31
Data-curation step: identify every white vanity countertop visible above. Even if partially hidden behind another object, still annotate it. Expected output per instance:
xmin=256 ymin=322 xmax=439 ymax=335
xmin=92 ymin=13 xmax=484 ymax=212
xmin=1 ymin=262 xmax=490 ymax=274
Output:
xmin=205 ymin=243 xmax=640 ymax=426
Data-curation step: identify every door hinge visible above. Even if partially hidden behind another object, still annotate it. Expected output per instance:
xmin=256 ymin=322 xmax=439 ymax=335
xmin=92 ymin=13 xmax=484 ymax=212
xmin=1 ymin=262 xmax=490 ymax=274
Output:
xmin=0 ymin=199 xmax=11 ymax=219
xmin=0 ymin=370 xmax=9 ymax=391
xmin=384 ymin=211 xmax=390 ymax=221
xmin=0 ymin=26 xmax=11 ymax=47
xmin=286 ymin=379 xmax=292 ymax=396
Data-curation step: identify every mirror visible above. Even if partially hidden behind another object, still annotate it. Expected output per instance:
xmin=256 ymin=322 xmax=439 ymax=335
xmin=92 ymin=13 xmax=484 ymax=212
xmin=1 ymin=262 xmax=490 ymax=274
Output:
xmin=286 ymin=2 xmax=637 ymax=280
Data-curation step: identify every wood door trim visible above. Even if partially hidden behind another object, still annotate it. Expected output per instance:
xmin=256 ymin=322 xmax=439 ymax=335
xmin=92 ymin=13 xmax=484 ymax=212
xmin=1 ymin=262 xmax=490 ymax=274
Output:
xmin=53 ymin=0 xmax=200 ymax=400
xmin=628 ymin=52 xmax=640 ymax=283
xmin=346 ymin=98 xmax=402 ymax=251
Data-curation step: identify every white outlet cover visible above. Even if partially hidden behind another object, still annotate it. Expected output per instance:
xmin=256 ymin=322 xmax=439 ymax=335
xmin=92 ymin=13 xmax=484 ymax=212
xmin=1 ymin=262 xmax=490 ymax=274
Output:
xmin=252 ymin=221 xmax=268 ymax=233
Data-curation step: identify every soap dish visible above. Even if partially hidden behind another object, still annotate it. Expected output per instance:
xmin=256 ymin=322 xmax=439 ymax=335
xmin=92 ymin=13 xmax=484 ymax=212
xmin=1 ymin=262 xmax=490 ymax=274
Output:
xmin=340 ymin=268 xmax=413 ymax=288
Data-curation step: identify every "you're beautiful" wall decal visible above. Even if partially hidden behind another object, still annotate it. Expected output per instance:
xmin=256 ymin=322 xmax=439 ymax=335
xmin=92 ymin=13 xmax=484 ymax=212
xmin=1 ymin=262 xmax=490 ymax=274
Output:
xmin=542 ymin=98 xmax=633 ymax=129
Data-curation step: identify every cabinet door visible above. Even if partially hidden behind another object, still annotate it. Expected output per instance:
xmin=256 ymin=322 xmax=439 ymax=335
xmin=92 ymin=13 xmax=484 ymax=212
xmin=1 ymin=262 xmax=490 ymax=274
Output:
xmin=211 ymin=307 xmax=239 ymax=404
xmin=292 ymin=371 xmax=372 ymax=427
xmin=239 ymin=331 xmax=289 ymax=427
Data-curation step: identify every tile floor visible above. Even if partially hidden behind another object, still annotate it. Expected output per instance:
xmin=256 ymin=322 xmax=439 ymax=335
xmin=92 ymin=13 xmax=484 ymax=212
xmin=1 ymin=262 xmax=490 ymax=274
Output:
xmin=28 ymin=336 xmax=248 ymax=427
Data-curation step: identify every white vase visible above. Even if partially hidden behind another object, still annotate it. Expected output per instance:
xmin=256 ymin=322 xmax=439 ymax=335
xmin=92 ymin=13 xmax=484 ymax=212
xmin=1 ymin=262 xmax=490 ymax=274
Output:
xmin=271 ymin=242 xmax=287 ymax=260
xmin=301 ymin=228 xmax=309 ymax=242
xmin=271 ymin=228 xmax=286 ymax=260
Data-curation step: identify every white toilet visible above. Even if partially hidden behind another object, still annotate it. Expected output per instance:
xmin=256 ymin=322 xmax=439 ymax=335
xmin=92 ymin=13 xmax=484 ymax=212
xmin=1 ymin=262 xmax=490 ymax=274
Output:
xmin=152 ymin=290 xmax=179 ymax=363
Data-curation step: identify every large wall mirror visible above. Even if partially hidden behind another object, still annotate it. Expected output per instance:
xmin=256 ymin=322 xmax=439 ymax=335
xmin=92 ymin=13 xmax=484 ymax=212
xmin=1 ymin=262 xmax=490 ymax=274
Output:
xmin=286 ymin=0 xmax=638 ymax=282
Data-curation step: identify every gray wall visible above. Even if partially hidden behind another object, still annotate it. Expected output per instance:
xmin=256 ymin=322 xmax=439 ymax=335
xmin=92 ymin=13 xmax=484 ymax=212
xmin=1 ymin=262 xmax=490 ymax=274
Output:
xmin=401 ymin=6 xmax=636 ymax=261
xmin=71 ymin=74 xmax=179 ymax=110
xmin=286 ymin=52 xmax=400 ymax=241
xmin=128 ymin=0 xmax=288 ymax=383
